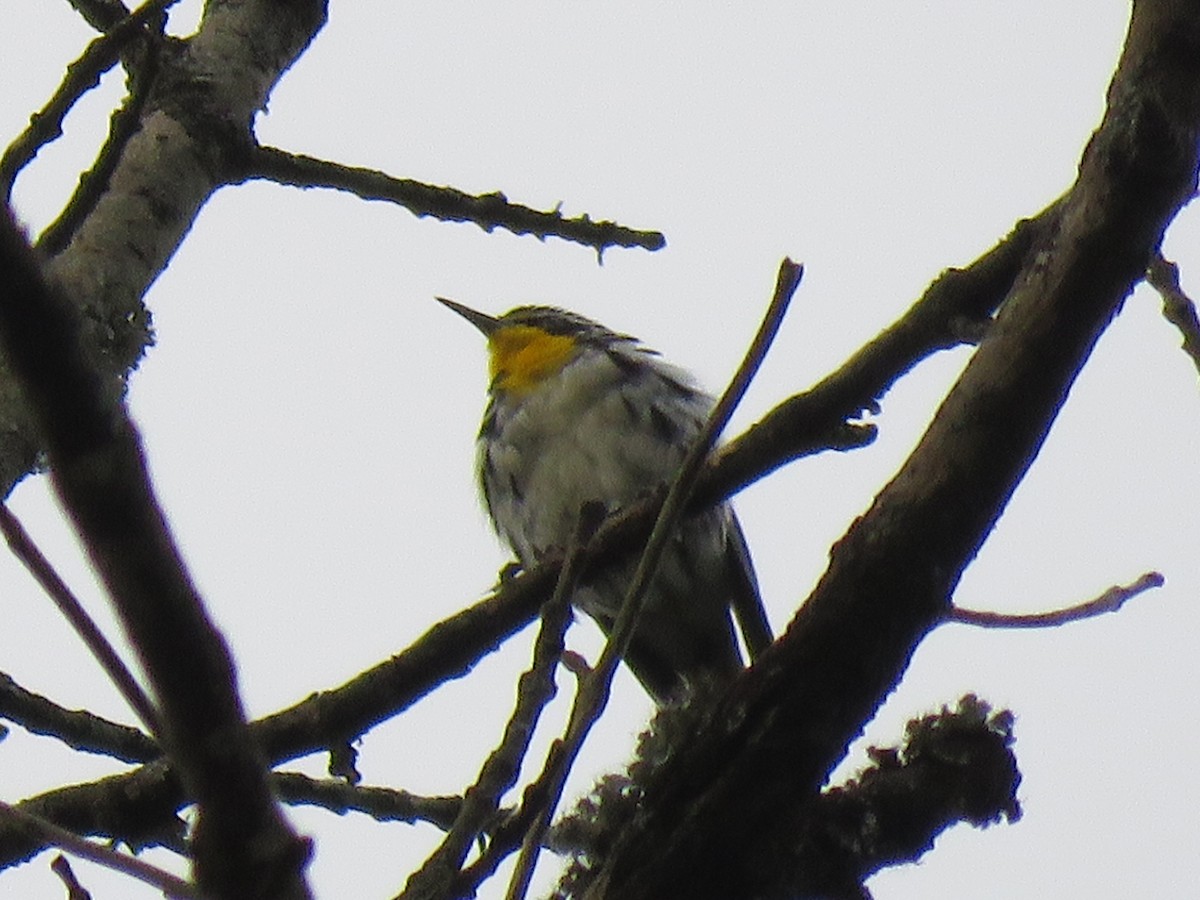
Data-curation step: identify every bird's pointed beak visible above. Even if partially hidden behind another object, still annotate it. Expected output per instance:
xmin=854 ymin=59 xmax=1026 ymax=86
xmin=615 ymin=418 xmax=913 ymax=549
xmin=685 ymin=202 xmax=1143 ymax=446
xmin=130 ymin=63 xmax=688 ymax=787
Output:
xmin=436 ymin=297 xmax=500 ymax=336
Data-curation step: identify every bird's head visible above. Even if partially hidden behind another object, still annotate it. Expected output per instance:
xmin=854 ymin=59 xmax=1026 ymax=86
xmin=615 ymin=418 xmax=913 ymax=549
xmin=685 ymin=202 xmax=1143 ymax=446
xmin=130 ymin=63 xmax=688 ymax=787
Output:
xmin=437 ymin=298 xmax=627 ymax=396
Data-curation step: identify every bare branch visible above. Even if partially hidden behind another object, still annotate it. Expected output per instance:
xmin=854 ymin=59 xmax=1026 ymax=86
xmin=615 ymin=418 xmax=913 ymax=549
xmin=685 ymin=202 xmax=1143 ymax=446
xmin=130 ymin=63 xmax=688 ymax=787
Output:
xmin=0 ymin=671 xmax=156 ymax=763
xmin=402 ymin=505 xmax=603 ymax=899
xmin=242 ymin=146 xmax=666 ymax=254
xmin=35 ymin=32 xmax=164 ymax=259
xmin=1 ymin=761 xmax=188 ymax=867
xmin=0 ymin=0 xmax=330 ymax=500
xmin=0 ymin=0 xmax=175 ymax=201
xmin=1147 ymin=253 xmax=1200 ymax=377
xmin=272 ymin=774 xmax=462 ymax=831
xmin=0 ymin=504 xmax=159 ymax=734
xmin=948 ymin=572 xmax=1164 ymax=628
xmin=0 ymin=207 xmax=312 ymax=898
xmin=707 ymin=208 xmax=1053 ymax=504
xmin=501 ymin=507 xmax=606 ymax=900
xmin=0 ymin=801 xmax=196 ymax=898
xmin=584 ymin=258 xmax=801 ymax=700
xmin=250 ymin=567 xmax=562 ymax=765
xmin=50 ymin=856 xmax=93 ymax=900
xmin=67 ymin=0 xmax=132 ymax=32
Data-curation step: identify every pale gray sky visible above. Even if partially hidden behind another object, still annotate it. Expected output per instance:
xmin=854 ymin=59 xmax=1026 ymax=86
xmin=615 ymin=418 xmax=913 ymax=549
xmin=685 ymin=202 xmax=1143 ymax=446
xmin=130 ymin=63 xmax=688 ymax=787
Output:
xmin=3 ymin=2 xmax=1197 ymax=898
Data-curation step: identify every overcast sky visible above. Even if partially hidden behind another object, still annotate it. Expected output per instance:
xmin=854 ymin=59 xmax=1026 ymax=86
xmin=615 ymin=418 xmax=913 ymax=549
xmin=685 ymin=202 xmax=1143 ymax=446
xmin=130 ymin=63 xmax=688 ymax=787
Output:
xmin=4 ymin=2 xmax=1199 ymax=898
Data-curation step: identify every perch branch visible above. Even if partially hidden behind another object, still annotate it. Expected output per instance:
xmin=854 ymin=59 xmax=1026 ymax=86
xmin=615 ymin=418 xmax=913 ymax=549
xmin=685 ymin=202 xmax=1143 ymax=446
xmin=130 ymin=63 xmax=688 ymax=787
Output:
xmin=272 ymin=774 xmax=463 ymax=832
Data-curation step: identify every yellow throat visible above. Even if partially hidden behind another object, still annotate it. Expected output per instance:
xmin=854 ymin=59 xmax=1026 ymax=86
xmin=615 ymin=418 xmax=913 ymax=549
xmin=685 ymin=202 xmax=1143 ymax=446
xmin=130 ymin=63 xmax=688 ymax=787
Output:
xmin=488 ymin=325 xmax=578 ymax=395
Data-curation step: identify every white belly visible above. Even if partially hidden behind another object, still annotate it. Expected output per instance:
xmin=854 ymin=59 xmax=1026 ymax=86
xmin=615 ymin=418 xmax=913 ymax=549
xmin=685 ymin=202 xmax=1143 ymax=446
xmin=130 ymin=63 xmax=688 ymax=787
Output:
xmin=479 ymin=347 xmax=711 ymax=562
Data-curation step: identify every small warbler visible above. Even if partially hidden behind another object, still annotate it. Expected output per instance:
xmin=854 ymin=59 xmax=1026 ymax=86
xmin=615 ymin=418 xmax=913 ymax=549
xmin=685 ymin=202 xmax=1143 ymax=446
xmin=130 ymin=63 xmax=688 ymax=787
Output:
xmin=438 ymin=298 xmax=771 ymax=704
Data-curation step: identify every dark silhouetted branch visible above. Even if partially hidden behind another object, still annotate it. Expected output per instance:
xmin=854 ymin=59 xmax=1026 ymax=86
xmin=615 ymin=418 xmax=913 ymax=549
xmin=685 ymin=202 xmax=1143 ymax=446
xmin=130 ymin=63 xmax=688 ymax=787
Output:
xmin=403 ymin=505 xmax=602 ymax=900
xmin=949 ymin=571 xmax=1164 ymax=628
xmin=272 ymin=774 xmax=462 ymax=831
xmin=241 ymin=146 xmax=666 ymax=254
xmin=0 ymin=0 xmax=175 ymax=202
xmin=0 ymin=671 xmax=156 ymax=763
xmin=0 ymin=801 xmax=196 ymax=898
xmin=1148 ymin=253 xmax=1200 ymax=376
xmin=0 ymin=505 xmax=159 ymax=734
xmin=0 ymin=760 xmax=187 ymax=868
xmin=67 ymin=0 xmax=133 ymax=32
xmin=0 ymin=206 xmax=312 ymax=898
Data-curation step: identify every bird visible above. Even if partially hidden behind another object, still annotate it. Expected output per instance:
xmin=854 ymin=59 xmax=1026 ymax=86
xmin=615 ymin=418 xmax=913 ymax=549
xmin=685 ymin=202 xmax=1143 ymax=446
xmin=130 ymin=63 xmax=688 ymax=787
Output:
xmin=437 ymin=297 xmax=772 ymax=704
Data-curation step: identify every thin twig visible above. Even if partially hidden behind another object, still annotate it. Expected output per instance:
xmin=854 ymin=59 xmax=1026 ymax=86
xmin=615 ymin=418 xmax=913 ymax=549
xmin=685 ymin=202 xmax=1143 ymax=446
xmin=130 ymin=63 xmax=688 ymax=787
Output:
xmin=37 ymin=9 xmax=168 ymax=256
xmin=706 ymin=210 xmax=1052 ymax=506
xmin=67 ymin=0 xmax=133 ymax=32
xmin=493 ymin=259 xmax=804 ymax=900
xmin=1147 ymin=253 xmax=1200 ymax=378
xmin=0 ymin=801 xmax=195 ymax=898
xmin=241 ymin=146 xmax=666 ymax=255
xmin=0 ymin=670 xmax=157 ymax=762
xmin=596 ymin=259 xmax=802 ymax=696
xmin=51 ymin=855 xmax=94 ymax=900
xmin=947 ymin=572 xmax=1164 ymax=628
xmin=0 ymin=0 xmax=175 ymax=200
xmin=498 ymin=512 xmax=607 ymax=900
xmin=272 ymin=773 xmax=463 ymax=831
xmin=400 ymin=505 xmax=603 ymax=900
xmin=0 ymin=505 xmax=160 ymax=735
xmin=3 ymin=759 xmax=189 ymax=867
xmin=2 ymin=191 xmax=310 ymax=898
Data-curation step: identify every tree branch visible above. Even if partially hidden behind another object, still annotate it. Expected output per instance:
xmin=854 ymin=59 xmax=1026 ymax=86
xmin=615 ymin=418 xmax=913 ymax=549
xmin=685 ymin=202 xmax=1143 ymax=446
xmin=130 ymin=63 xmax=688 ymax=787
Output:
xmin=0 ymin=0 xmax=330 ymax=499
xmin=50 ymin=855 xmax=93 ymax=900
xmin=0 ymin=504 xmax=159 ymax=734
xmin=272 ymin=774 xmax=463 ymax=832
xmin=1147 ymin=253 xmax=1200 ymax=377
xmin=0 ymin=801 xmax=196 ymax=898
xmin=1 ymin=760 xmax=188 ymax=867
xmin=66 ymin=0 xmax=132 ymax=32
xmin=403 ymin=505 xmax=602 ymax=899
xmin=551 ymin=696 xmax=1019 ymax=898
xmin=706 ymin=206 xmax=1053 ymax=505
xmin=241 ymin=146 xmax=666 ymax=255
xmin=0 ymin=206 xmax=311 ymax=898
xmin=0 ymin=671 xmax=156 ymax=763
xmin=948 ymin=571 xmax=1164 ymax=628
xmin=0 ymin=0 xmax=175 ymax=202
